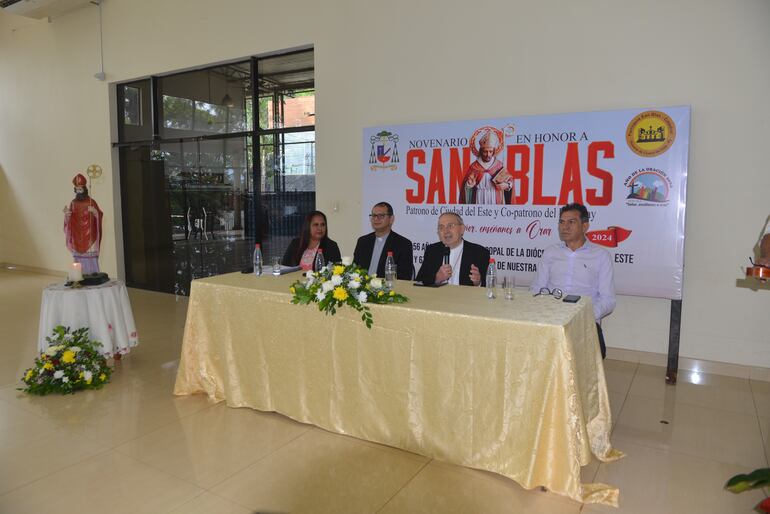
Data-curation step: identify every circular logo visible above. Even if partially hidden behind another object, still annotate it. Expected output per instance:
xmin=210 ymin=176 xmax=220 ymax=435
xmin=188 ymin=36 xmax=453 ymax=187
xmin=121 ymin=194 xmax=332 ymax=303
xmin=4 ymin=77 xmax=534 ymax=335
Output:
xmin=625 ymin=110 xmax=676 ymax=157
xmin=625 ymin=169 xmax=670 ymax=203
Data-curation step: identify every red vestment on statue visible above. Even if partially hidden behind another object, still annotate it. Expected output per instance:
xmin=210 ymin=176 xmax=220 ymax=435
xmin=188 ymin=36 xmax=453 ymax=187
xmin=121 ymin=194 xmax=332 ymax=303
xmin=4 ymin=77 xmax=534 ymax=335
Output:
xmin=65 ymin=198 xmax=103 ymax=255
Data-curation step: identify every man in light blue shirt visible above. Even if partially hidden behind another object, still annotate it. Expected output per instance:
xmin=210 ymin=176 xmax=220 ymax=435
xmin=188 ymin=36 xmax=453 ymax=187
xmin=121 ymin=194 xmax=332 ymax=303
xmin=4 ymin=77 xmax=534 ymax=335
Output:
xmin=531 ymin=203 xmax=616 ymax=358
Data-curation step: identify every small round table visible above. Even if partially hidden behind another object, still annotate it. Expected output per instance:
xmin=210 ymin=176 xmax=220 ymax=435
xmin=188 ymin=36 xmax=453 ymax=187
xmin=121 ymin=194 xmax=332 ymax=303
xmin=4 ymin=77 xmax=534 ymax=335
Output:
xmin=38 ymin=280 xmax=139 ymax=357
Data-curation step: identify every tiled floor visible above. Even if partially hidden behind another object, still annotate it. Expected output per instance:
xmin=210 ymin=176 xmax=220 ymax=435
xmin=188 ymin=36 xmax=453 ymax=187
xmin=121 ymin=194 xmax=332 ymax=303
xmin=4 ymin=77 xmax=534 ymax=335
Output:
xmin=0 ymin=268 xmax=767 ymax=513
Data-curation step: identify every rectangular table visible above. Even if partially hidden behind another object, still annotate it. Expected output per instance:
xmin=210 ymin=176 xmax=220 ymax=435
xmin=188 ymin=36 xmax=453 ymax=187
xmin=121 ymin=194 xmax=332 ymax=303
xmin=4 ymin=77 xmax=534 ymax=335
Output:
xmin=174 ymin=272 xmax=621 ymax=505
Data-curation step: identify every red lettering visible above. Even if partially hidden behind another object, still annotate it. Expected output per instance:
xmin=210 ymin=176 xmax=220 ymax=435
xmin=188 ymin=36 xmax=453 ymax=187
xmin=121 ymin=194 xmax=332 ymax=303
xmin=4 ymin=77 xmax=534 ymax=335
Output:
xmin=449 ymin=147 xmax=470 ymax=204
xmin=558 ymin=142 xmax=583 ymax=205
xmin=532 ymin=143 xmax=556 ymax=206
xmin=406 ymin=149 xmax=425 ymax=203
xmin=586 ymin=141 xmax=614 ymax=206
xmin=426 ymin=148 xmax=446 ymax=204
xmin=506 ymin=144 xmax=530 ymax=205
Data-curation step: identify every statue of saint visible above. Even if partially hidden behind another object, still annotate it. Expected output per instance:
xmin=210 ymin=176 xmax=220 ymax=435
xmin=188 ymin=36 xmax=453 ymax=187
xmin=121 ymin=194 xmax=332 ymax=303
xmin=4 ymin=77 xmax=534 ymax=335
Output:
xmin=64 ymin=173 xmax=103 ymax=273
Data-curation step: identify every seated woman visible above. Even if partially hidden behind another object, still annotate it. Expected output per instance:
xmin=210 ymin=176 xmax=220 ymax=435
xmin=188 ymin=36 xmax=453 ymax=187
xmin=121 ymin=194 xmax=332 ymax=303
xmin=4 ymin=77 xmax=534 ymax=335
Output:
xmin=282 ymin=210 xmax=342 ymax=270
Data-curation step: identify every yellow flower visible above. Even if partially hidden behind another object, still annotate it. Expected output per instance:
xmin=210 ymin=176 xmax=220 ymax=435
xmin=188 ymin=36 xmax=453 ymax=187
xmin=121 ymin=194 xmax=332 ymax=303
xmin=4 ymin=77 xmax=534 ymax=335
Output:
xmin=25 ymin=369 xmax=34 ymax=381
xmin=86 ymin=379 xmax=92 ymax=385
xmin=43 ymin=362 xmax=54 ymax=370
xmin=333 ymin=265 xmax=345 ymax=276
xmin=79 ymin=371 xmax=85 ymax=379
xmin=99 ymin=373 xmax=107 ymax=381
xmin=389 ymin=291 xmax=395 ymax=296
xmin=289 ymin=286 xmax=296 ymax=294
xmin=61 ymin=350 xmax=76 ymax=364
xmin=378 ymin=291 xmax=385 ymax=297
xmin=332 ymin=287 xmax=349 ymax=301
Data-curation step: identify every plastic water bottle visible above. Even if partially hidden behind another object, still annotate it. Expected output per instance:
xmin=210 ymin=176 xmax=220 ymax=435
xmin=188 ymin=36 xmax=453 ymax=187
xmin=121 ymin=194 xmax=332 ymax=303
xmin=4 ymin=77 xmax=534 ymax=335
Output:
xmin=314 ymin=248 xmax=325 ymax=272
xmin=253 ymin=243 xmax=263 ymax=276
xmin=486 ymin=258 xmax=496 ymax=299
xmin=384 ymin=251 xmax=396 ymax=288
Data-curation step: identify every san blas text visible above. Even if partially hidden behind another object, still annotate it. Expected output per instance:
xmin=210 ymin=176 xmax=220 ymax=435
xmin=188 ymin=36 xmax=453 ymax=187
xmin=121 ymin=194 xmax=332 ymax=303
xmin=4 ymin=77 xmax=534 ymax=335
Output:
xmin=403 ymin=141 xmax=614 ymax=206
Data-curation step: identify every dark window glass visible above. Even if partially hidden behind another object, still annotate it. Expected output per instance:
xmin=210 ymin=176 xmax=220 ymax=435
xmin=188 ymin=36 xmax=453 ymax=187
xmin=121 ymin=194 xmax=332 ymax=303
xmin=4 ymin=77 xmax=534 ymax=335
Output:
xmin=117 ymin=79 xmax=152 ymax=142
xmin=120 ymin=138 xmax=254 ymax=295
xmin=162 ymin=95 xmax=193 ymax=130
xmin=158 ymin=62 xmax=250 ymax=139
xmin=116 ymin=49 xmax=314 ymax=295
xmin=124 ymin=86 xmax=141 ymax=126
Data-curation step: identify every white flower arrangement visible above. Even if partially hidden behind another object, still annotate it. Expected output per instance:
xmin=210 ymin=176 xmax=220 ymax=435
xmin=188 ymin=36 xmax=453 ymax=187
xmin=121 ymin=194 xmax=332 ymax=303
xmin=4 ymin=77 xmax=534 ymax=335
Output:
xmin=290 ymin=259 xmax=408 ymax=328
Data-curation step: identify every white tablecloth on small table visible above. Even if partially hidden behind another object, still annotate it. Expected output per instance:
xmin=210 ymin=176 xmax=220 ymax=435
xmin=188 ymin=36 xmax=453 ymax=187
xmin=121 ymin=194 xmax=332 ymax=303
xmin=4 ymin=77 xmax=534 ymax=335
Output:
xmin=38 ymin=280 xmax=139 ymax=356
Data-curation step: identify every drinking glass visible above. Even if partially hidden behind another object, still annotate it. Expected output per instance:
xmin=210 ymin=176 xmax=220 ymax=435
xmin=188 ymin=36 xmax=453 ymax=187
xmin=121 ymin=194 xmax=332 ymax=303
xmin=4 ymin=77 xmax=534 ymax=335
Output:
xmin=272 ymin=257 xmax=281 ymax=276
xmin=503 ymin=275 xmax=515 ymax=300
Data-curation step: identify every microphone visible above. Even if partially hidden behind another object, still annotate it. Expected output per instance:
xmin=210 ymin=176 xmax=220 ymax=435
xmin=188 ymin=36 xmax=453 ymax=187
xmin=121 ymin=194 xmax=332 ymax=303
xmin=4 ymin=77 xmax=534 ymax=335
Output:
xmin=442 ymin=246 xmax=450 ymax=265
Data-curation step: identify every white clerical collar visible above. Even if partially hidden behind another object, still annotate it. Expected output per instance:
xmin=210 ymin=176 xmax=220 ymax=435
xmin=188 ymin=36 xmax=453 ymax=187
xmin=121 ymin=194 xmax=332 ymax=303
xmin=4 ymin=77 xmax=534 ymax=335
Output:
xmin=448 ymin=240 xmax=464 ymax=285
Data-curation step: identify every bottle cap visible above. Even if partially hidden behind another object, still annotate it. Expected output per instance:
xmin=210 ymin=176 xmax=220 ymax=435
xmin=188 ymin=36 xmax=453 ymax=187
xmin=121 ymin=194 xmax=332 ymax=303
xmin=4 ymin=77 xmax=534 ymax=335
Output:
xmin=387 ymin=251 xmax=394 ymax=256
xmin=489 ymin=258 xmax=495 ymax=264
xmin=255 ymin=243 xmax=261 ymax=249
xmin=317 ymin=248 xmax=323 ymax=253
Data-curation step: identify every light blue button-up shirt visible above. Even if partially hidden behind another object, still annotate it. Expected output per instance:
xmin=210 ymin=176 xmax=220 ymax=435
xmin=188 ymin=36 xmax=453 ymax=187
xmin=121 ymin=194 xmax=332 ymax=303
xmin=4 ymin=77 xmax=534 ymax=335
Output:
xmin=530 ymin=240 xmax=616 ymax=321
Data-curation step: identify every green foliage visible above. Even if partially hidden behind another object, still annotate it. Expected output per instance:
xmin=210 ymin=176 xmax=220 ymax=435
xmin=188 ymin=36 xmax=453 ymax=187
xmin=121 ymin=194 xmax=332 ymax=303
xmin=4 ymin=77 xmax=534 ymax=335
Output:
xmin=725 ymin=468 xmax=770 ymax=513
xmin=20 ymin=326 xmax=112 ymax=396
xmin=725 ymin=468 xmax=770 ymax=493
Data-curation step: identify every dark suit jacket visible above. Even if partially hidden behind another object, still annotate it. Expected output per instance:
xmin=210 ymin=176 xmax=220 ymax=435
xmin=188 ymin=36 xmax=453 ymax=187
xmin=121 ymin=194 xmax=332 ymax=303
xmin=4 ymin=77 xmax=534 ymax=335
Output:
xmin=282 ymin=237 xmax=342 ymax=267
xmin=415 ymin=240 xmax=491 ymax=286
xmin=353 ymin=231 xmax=414 ymax=280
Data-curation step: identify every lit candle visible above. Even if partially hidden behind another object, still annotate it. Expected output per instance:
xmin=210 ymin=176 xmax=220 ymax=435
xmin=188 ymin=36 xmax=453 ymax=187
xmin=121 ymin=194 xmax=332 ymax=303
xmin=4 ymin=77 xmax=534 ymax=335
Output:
xmin=69 ymin=262 xmax=83 ymax=282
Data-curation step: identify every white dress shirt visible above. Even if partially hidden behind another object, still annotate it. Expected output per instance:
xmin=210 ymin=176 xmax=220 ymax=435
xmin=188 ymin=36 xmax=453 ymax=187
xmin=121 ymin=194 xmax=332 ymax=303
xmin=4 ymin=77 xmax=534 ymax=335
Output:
xmin=530 ymin=240 xmax=616 ymax=321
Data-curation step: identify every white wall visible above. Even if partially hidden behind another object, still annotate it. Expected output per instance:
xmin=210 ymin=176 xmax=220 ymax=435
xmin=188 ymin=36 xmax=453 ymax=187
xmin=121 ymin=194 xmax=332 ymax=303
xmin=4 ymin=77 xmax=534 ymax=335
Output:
xmin=1 ymin=0 xmax=768 ymax=367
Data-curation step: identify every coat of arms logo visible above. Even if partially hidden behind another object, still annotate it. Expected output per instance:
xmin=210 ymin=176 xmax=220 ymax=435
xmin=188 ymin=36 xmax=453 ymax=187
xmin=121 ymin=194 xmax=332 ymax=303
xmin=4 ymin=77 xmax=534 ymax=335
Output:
xmin=369 ymin=131 xmax=400 ymax=171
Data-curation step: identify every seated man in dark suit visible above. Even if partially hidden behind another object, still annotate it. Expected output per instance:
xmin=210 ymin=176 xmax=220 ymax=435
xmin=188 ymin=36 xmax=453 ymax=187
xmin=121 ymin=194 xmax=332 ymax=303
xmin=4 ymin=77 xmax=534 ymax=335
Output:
xmin=415 ymin=212 xmax=490 ymax=286
xmin=353 ymin=202 xmax=414 ymax=280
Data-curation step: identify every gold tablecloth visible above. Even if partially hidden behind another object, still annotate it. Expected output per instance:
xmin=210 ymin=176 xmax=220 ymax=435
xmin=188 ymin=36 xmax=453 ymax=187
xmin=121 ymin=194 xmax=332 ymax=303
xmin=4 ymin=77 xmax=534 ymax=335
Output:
xmin=174 ymin=272 xmax=621 ymax=505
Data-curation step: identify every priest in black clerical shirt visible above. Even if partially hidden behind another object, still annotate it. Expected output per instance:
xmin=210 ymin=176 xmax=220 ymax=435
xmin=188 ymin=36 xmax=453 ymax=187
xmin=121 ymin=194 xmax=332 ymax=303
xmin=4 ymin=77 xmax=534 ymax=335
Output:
xmin=353 ymin=202 xmax=414 ymax=280
xmin=415 ymin=212 xmax=490 ymax=286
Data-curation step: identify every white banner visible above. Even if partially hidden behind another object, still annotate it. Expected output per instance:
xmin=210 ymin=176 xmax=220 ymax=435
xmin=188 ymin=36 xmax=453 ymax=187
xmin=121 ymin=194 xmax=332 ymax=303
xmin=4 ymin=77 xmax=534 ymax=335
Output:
xmin=362 ymin=106 xmax=690 ymax=299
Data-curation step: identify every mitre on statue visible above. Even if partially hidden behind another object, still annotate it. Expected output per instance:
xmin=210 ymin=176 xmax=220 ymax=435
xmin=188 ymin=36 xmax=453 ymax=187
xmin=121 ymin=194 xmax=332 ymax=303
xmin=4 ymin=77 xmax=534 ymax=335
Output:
xmin=73 ymin=173 xmax=88 ymax=187
xmin=479 ymin=129 xmax=500 ymax=149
